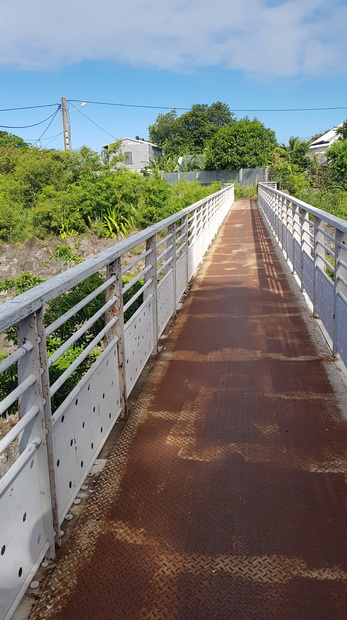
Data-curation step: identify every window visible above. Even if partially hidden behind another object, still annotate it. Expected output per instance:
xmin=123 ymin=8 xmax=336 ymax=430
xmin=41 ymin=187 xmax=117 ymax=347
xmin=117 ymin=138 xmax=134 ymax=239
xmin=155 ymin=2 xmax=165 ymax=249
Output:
xmin=124 ymin=151 xmax=133 ymax=165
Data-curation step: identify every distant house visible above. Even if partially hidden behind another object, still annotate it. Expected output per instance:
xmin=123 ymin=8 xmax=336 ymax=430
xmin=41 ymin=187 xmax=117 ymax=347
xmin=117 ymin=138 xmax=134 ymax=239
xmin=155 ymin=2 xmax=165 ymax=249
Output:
xmin=103 ymin=137 xmax=163 ymax=171
xmin=309 ymin=123 xmax=343 ymax=159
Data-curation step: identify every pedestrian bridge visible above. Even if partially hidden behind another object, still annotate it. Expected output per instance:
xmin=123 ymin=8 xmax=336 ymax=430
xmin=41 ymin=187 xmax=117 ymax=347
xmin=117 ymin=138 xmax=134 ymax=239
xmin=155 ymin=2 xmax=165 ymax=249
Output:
xmin=1 ymin=185 xmax=347 ymax=619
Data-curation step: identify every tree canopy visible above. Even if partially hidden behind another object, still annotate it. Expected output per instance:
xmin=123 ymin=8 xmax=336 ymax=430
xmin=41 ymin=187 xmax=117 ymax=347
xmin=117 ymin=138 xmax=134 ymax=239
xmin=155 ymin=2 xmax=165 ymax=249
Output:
xmin=148 ymin=102 xmax=235 ymax=157
xmin=204 ymin=118 xmax=277 ymax=170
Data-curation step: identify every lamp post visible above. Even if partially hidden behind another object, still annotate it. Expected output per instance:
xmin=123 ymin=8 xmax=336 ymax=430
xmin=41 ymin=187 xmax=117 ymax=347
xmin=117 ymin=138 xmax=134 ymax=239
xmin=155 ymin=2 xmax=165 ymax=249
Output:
xmin=61 ymin=98 xmax=86 ymax=151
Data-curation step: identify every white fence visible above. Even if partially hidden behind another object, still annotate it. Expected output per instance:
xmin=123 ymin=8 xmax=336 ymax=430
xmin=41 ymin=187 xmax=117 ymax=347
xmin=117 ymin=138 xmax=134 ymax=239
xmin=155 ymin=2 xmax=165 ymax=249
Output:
xmin=0 ymin=185 xmax=234 ymax=620
xmin=258 ymin=183 xmax=347 ymax=371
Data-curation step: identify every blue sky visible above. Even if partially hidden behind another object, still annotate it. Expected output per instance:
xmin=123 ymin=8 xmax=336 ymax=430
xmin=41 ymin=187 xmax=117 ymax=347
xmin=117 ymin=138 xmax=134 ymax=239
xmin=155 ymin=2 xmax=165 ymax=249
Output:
xmin=1 ymin=0 xmax=347 ymax=153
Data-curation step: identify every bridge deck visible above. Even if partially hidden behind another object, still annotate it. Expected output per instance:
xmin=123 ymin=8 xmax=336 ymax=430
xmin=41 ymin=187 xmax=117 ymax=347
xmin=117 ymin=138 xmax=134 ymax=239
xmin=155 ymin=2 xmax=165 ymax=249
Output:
xmin=31 ymin=199 xmax=347 ymax=620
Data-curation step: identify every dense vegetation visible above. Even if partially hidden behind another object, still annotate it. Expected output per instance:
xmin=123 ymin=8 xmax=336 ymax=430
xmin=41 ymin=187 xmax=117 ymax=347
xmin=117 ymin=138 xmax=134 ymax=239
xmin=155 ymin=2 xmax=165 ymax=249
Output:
xmin=0 ymin=131 xmax=221 ymax=244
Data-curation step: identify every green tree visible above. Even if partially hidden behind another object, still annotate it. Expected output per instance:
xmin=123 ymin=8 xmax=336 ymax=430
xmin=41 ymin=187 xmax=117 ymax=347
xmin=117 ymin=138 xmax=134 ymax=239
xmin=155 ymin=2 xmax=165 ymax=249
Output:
xmin=326 ymin=139 xmax=347 ymax=189
xmin=336 ymin=120 xmax=347 ymax=141
xmin=281 ymin=136 xmax=310 ymax=171
xmin=148 ymin=102 xmax=235 ymax=158
xmin=205 ymin=118 xmax=277 ymax=170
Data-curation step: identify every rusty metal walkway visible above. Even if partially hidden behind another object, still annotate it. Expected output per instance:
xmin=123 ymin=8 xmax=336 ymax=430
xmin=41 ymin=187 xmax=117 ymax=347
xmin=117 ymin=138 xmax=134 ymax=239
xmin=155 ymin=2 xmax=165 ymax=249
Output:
xmin=30 ymin=199 xmax=347 ymax=620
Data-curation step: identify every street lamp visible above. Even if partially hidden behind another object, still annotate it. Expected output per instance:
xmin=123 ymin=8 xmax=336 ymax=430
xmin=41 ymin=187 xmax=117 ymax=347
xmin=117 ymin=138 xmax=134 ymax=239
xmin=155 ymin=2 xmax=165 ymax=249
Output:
xmin=61 ymin=98 xmax=87 ymax=151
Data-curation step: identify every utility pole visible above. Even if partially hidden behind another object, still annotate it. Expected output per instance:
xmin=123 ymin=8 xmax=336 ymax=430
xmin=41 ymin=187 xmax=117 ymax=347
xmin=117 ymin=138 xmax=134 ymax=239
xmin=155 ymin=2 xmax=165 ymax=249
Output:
xmin=61 ymin=97 xmax=70 ymax=151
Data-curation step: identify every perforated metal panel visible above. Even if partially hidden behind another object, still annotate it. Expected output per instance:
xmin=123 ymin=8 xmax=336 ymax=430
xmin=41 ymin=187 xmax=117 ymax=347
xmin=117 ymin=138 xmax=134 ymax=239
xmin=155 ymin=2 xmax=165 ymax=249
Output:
xmin=336 ymin=294 xmax=347 ymax=368
xmin=157 ymin=272 xmax=175 ymax=337
xmin=316 ymin=268 xmax=334 ymax=340
xmin=176 ymin=253 xmax=187 ymax=304
xmin=124 ymin=296 xmax=154 ymax=396
xmin=53 ymin=342 xmax=121 ymax=523
xmin=293 ymin=238 xmax=301 ymax=275
xmin=0 ymin=444 xmax=49 ymax=620
xmin=302 ymin=251 xmax=314 ymax=302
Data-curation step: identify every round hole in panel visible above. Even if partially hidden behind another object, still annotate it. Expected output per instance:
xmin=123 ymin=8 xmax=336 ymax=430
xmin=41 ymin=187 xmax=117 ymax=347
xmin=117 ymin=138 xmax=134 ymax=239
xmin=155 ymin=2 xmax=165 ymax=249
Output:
xmin=70 ymin=439 xmax=73 ymax=447
xmin=91 ymin=442 xmax=94 ymax=449
xmin=22 ymin=512 xmax=27 ymax=522
xmin=30 ymin=459 xmax=34 ymax=469
xmin=109 ymin=412 xmax=111 ymax=419
xmin=100 ymin=427 xmax=103 ymax=433
xmin=18 ymin=567 xmax=23 ymax=578
xmin=93 ymin=406 xmax=96 ymax=413
xmin=37 ymin=534 xmax=41 ymax=545
xmin=102 ymin=393 xmax=105 ymax=399
xmin=82 ymin=422 xmax=85 ymax=429
xmin=80 ymin=461 xmax=83 ymax=468
xmin=57 ymin=459 xmax=60 ymax=467
xmin=61 ymin=415 xmax=65 ymax=423
xmin=88 ymin=384 xmax=90 ymax=391
xmin=69 ymin=481 xmax=72 ymax=489
xmin=1 ymin=545 xmax=5 ymax=555
xmin=126 ymin=359 xmax=129 ymax=364
xmin=75 ymin=398 xmax=78 ymax=406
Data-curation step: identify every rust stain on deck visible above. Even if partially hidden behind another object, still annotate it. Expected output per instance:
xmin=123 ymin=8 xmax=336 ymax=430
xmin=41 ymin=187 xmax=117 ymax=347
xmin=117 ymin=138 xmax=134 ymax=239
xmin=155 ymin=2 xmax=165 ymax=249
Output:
xmin=30 ymin=199 xmax=347 ymax=620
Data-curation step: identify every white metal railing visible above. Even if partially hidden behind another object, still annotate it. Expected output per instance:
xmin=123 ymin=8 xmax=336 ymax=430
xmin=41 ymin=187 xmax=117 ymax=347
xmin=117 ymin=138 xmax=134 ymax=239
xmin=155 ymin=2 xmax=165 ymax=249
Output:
xmin=258 ymin=183 xmax=347 ymax=370
xmin=0 ymin=184 xmax=234 ymax=620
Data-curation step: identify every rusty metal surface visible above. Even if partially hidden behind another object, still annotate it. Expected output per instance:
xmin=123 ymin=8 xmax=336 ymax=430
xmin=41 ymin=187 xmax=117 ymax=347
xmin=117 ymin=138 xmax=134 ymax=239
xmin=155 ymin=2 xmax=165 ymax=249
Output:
xmin=30 ymin=199 xmax=347 ymax=620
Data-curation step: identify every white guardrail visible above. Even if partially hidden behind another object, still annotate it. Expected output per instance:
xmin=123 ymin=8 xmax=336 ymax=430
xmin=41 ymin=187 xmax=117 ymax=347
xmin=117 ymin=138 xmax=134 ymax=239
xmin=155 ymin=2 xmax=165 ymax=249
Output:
xmin=258 ymin=183 xmax=347 ymax=370
xmin=0 ymin=184 xmax=234 ymax=620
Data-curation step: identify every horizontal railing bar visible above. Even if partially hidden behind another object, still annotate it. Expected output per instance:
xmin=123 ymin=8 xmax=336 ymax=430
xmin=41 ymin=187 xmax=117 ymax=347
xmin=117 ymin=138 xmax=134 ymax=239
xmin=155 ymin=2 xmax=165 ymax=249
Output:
xmin=121 ymin=248 xmax=152 ymax=276
xmin=0 ymin=341 xmax=33 ymax=374
xmin=177 ymin=241 xmax=187 ymax=254
xmin=45 ymin=276 xmax=116 ymax=337
xmin=317 ymin=255 xmax=335 ymax=271
xmin=338 ymin=258 xmax=347 ymax=270
xmin=337 ymin=273 xmax=347 ymax=288
xmin=176 ymin=232 xmax=186 ymax=245
xmin=48 ymin=296 xmax=117 ymax=367
xmin=0 ymin=406 xmax=39 ymax=454
xmin=50 ymin=318 xmax=118 ymax=396
xmin=0 ymin=437 xmax=41 ymax=496
xmin=0 ymin=186 xmax=232 ymax=332
xmin=156 ymin=232 xmax=173 ymax=249
xmin=317 ymin=229 xmax=336 ymax=244
xmin=123 ymin=280 xmax=152 ymax=314
xmin=175 ymin=222 xmax=186 ymax=233
xmin=157 ymin=245 xmax=173 ymax=263
xmin=0 ymin=375 xmax=36 ymax=418
xmin=122 ymin=265 xmax=152 ymax=295
xmin=157 ymin=257 xmax=173 ymax=276
xmin=316 ymin=239 xmax=334 ymax=254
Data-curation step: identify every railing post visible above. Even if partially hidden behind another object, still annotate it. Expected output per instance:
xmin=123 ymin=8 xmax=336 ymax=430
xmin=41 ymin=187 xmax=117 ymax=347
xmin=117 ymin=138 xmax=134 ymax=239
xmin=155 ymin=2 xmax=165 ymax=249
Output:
xmin=105 ymin=259 xmax=128 ymax=421
xmin=181 ymin=214 xmax=189 ymax=292
xmin=300 ymin=209 xmax=310 ymax=292
xmin=145 ymin=235 xmax=158 ymax=354
xmin=333 ymin=231 xmax=347 ymax=356
xmin=168 ymin=223 xmax=177 ymax=311
xmin=313 ymin=217 xmax=325 ymax=318
xmin=18 ymin=309 xmax=57 ymax=557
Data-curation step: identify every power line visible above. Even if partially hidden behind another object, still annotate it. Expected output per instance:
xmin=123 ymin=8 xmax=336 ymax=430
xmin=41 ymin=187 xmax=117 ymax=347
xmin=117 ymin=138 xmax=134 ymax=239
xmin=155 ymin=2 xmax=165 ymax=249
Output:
xmin=0 ymin=104 xmax=59 ymax=112
xmin=0 ymin=108 xmax=60 ymax=129
xmin=31 ymin=108 xmax=61 ymax=147
xmin=68 ymin=99 xmax=347 ymax=113
xmin=75 ymin=107 xmax=118 ymax=140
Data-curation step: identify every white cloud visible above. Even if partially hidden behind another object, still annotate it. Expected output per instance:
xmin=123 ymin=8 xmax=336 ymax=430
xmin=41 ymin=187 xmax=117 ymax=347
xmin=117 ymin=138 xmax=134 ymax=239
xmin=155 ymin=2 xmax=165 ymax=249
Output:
xmin=0 ymin=0 xmax=346 ymax=77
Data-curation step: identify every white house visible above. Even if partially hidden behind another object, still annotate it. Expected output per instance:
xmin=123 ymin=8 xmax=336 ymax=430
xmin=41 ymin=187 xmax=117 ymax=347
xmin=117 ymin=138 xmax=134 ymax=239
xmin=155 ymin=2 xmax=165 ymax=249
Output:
xmin=309 ymin=123 xmax=343 ymax=157
xmin=103 ymin=137 xmax=162 ymax=171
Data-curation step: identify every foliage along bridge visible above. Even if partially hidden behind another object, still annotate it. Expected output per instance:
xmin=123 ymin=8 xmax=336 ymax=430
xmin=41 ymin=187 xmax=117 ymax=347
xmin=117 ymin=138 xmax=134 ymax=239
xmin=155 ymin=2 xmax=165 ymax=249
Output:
xmin=1 ymin=184 xmax=347 ymax=619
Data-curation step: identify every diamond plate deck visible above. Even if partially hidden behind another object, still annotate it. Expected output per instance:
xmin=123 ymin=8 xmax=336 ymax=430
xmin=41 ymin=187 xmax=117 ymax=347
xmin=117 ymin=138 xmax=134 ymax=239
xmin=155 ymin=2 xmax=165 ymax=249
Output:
xmin=29 ymin=199 xmax=347 ymax=620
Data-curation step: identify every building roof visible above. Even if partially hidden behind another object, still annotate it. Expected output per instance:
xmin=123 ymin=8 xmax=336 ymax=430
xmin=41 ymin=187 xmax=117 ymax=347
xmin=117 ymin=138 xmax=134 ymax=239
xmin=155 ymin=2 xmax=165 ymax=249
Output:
xmin=102 ymin=137 xmax=160 ymax=149
xmin=309 ymin=123 xmax=343 ymax=150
